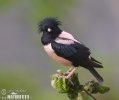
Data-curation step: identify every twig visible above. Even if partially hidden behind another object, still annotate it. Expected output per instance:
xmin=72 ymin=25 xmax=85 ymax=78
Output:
xmin=82 ymin=88 xmax=97 ymax=100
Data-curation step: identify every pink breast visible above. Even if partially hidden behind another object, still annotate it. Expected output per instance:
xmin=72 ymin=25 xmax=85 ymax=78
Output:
xmin=43 ymin=43 xmax=72 ymax=66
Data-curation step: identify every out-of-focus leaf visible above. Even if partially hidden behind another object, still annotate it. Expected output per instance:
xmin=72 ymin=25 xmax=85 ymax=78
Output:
xmin=98 ymin=85 xmax=110 ymax=94
xmin=80 ymin=92 xmax=94 ymax=100
xmin=84 ymin=80 xmax=110 ymax=94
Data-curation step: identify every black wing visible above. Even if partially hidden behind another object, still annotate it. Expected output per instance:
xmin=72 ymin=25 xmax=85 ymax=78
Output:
xmin=51 ymin=41 xmax=91 ymax=66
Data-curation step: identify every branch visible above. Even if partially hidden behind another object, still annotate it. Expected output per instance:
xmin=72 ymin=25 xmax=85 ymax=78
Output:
xmin=51 ymin=70 xmax=110 ymax=100
xmin=83 ymin=88 xmax=97 ymax=100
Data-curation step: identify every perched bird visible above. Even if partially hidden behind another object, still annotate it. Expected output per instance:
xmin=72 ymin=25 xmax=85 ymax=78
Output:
xmin=39 ymin=17 xmax=103 ymax=82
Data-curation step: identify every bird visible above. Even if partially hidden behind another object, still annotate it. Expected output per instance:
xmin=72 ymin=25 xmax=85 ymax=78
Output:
xmin=39 ymin=17 xmax=103 ymax=82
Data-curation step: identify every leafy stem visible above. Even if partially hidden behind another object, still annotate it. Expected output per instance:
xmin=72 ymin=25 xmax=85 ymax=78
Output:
xmin=51 ymin=70 xmax=110 ymax=100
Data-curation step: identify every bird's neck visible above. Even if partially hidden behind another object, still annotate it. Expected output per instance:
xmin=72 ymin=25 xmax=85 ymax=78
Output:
xmin=41 ymin=28 xmax=62 ymax=45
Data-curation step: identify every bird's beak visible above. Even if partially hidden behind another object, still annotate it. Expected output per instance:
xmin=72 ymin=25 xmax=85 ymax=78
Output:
xmin=48 ymin=28 xmax=52 ymax=32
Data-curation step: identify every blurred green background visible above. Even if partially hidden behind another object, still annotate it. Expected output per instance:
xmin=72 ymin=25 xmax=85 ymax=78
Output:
xmin=0 ymin=0 xmax=119 ymax=100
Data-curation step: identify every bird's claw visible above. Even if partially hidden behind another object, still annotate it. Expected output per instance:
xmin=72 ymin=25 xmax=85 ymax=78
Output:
xmin=58 ymin=75 xmax=70 ymax=79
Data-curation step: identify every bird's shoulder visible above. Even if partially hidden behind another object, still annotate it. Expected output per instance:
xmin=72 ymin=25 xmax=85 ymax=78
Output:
xmin=51 ymin=40 xmax=91 ymax=58
xmin=53 ymin=31 xmax=90 ymax=52
xmin=57 ymin=31 xmax=80 ymax=43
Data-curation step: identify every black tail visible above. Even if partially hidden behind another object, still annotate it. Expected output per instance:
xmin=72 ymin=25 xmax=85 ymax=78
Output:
xmin=87 ymin=59 xmax=103 ymax=68
xmin=88 ymin=68 xmax=103 ymax=82
xmin=91 ymin=57 xmax=102 ymax=64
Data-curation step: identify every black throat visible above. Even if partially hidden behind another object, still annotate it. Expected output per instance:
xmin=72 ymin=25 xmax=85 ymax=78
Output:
xmin=41 ymin=27 xmax=62 ymax=45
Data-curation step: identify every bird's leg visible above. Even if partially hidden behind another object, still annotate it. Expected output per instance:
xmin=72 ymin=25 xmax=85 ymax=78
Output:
xmin=66 ymin=67 xmax=74 ymax=73
xmin=65 ymin=68 xmax=76 ymax=79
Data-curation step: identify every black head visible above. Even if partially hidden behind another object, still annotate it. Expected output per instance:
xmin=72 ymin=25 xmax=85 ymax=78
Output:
xmin=39 ymin=17 xmax=62 ymax=45
xmin=39 ymin=17 xmax=61 ymax=33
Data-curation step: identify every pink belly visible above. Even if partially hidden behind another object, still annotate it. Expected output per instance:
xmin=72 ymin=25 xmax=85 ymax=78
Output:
xmin=43 ymin=44 xmax=72 ymax=66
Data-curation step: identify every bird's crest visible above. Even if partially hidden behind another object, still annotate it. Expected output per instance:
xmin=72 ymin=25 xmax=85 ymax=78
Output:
xmin=39 ymin=17 xmax=61 ymax=32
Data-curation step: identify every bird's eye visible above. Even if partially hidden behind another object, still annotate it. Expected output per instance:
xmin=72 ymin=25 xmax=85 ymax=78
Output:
xmin=47 ymin=27 xmax=52 ymax=32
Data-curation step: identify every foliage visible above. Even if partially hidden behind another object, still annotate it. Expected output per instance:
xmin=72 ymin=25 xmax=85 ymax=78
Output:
xmin=51 ymin=71 xmax=110 ymax=100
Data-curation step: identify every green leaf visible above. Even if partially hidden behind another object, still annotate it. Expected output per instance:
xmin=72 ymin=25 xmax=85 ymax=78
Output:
xmin=97 ymin=85 xmax=110 ymax=94
xmin=84 ymin=80 xmax=110 ymax=94
xmin=51 ymin=74 xmax=69 ymax=93
xmin=78 ymin=92 xmax=94 ymax=100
